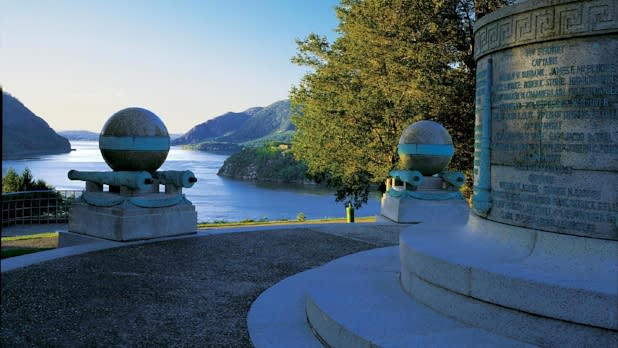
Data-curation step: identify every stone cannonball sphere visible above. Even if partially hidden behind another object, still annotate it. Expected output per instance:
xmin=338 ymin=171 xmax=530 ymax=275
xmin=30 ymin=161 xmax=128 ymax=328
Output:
xmin=99 ymin=107 xmax=170 ymax=173
xmin=398 ymin=120 xmax=454 ymax=176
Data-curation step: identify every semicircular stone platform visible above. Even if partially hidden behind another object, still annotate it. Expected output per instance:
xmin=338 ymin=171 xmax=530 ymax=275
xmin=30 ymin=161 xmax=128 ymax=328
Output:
xmin=399 ymin=215 xmax=618 ymax=346
xmin=251 ymin=0 xmax=618 ymax=346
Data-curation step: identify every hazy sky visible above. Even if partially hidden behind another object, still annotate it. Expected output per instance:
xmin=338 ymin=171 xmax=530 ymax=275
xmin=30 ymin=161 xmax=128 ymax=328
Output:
xmin=1 ymin=0 xmax=340 ymax=133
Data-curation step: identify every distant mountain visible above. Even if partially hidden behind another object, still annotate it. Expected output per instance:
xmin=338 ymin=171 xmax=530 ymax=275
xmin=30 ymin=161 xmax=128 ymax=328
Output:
xmin=59 ymin=130 xmax=183 ymax=142
xmin=58 ymin=130 xmax=99 ymax=141
xmin=171 ymin=107 xmax=263 ymax=146
xmin=172 ymin=99 xmax=293 ymax=149
xmin=2 ymin=92 xmax=71 ymax=159
xmin=217 ymin=100 xmax=293 ymax=143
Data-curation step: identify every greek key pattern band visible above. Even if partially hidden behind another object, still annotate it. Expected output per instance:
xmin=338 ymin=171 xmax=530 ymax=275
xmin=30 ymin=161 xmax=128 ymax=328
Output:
xmin=474 ymin=0 xmax=618 ymax=59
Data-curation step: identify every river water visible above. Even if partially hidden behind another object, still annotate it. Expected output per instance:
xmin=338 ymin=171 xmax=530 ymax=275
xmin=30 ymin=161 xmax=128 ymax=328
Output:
xmin=2 ymin=141 xmax=380 ymax=222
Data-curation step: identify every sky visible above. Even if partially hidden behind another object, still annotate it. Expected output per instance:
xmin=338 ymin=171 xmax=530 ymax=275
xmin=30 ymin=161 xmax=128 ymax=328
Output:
xmin=0 ymin=0 xmax=340 ymax=133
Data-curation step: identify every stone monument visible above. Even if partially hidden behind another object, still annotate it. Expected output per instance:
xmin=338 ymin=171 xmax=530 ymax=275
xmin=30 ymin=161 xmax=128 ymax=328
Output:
xmin=249 ymin=2 xmax=617 ymax=346
xmin=68 ymin=107 xmax=198 ymax=241
xmin=380 ymin=120 xmax=468 ymax=224
xmin=399 ymin=0 xmax=617 ymax=345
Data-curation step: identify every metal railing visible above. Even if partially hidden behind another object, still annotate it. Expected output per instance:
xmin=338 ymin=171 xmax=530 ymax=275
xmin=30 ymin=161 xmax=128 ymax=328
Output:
xmin=1 ymin=190 xmax=82 ymax=227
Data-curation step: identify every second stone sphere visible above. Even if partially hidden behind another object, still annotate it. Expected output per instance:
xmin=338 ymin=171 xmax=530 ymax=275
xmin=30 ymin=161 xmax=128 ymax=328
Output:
xmin=398 ymin=120 xmax=454 ymax=176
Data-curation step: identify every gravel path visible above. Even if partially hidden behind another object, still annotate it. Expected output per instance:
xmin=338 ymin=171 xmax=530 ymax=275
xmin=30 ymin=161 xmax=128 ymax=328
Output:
xmin=1 ymin=227 xmax=401 ymax=347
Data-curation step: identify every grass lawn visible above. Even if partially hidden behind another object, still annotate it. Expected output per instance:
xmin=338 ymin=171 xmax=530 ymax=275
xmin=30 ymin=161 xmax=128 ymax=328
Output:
xmin=197 ymin=216 xmax=376 ymax=229
xmin=1 ymin=232 xmax=59 ymax=259
xmin=0 ymin=217 xmax=376 ymax=259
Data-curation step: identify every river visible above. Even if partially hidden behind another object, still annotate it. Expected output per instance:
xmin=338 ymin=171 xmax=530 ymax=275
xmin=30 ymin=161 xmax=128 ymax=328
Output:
xmin=2 ymin=141 xmax=381 ymax=222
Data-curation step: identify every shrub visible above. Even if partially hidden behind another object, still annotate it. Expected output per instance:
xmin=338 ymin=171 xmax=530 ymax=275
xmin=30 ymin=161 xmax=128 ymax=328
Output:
xmin=296 ymin=212 xmax=306 ymax=222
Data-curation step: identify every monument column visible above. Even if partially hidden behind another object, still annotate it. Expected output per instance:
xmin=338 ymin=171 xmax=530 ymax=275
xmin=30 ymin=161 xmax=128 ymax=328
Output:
xmin=398 ymin=0 xmax=617 ymax=345
xmin=473 ymin=0 xmax=618 ymax=240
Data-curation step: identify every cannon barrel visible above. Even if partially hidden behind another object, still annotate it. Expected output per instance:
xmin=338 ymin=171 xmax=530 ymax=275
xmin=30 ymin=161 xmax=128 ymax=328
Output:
xmin=153 ymin=170 xmax=197 ymax=188
xmin=68 ymin=170 xmax=153 ymax=191
xmin=389 ymin=170 xmax=424 ymax=188
xmin=439 ymin=171 xmax=465 ymax=188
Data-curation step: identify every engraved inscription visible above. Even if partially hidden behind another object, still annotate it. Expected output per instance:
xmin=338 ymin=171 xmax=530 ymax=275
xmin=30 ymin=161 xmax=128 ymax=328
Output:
xmin=490 ymin=40 xmax=618 ymax=172
xmin=490 ymin=168 xmax=617 ymax=236
xmin=473 ymin=0 xmax=618 ymax=239
xmin=484 ymin=39 xmax=618 ymax=239
xmin=473 ymin=65 xmax=487 ymax=182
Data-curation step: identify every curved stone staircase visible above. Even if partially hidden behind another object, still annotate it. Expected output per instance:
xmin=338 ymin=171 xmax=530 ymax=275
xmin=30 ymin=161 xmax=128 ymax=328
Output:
xmin=249 ymin=216 xmax=618 ymax=347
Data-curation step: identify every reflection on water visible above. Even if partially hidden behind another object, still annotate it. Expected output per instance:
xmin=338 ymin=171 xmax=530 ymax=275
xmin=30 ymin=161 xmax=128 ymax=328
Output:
xmin=2 ymin=141 xmax=380 ymax=221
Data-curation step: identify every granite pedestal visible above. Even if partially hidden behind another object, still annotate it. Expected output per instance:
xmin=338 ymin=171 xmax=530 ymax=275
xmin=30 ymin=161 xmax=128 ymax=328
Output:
xmin=381 ymin=194 xmax=469 ymax=225
xmin=69 ymin=194 xmax=197 ymax=242
xmin=381 ymin=175 xmax=468 ymax=225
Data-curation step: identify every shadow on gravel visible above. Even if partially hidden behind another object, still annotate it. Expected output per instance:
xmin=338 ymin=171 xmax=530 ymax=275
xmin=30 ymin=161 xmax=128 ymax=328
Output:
xmin=1 ymin=229 xmax=383 ymax=347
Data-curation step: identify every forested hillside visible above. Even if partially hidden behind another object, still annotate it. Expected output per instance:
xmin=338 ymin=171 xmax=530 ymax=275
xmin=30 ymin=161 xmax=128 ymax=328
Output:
xmin=172 ymin=100 xmax=293 ymax=149
xmin=171 ymin=110 xmax=260 ymax=146
xmin=2 ymin=92 xmax=71 ymax=159
xmin=217 ymin=100 xmax=293 ymax=143
xmin=217 ymin=143 xmax=308 ymax=184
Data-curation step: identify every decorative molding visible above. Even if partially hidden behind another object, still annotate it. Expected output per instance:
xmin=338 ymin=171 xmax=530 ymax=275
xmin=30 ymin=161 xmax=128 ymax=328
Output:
xmin=387 ymin=188 xmax=462 ymax=201
xmin=81 ymin=191 xmax=185 ymax=208
xmin=474 ymin=0 xmax=618 ymax=59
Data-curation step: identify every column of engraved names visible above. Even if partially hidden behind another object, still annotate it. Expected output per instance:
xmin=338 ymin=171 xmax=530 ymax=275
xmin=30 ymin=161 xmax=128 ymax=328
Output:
xmin=473 ymin=63 xmax=487 ymax=186
xmin=493 ymin=173 xmax=617 ymax=234
xmin=491 ymin=43 xmax=618 ymax=169
xmin=489 ymin=40 xmax=618 ymax=236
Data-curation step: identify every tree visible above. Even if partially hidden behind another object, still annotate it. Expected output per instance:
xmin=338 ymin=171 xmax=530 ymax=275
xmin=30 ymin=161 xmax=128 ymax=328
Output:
xmin=2 ymin=167 xmax=53 ymax=192
xmin=291 ymin=0 xmax=511 ymax=208
xmin=2 ymin=168 xmax=20 ymax=193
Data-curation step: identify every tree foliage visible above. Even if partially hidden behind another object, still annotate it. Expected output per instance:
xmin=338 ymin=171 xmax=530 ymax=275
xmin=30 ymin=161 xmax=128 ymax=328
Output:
xmin=291 ymin=0 xmax=510 ymax=208
xmin=217 ymin=143 xmax=308 ymax=184
xmin=2 ymin=167 xmax=53 ymax=193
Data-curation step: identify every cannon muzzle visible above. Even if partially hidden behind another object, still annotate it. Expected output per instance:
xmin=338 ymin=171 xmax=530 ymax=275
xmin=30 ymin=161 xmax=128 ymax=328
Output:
xmin=439 ymin=171 xmax=465 ymax=188
xmin=153 ymin=170 xmax=197 ymax=188
xmin=389 ymin=169 xmax=424 ymax=188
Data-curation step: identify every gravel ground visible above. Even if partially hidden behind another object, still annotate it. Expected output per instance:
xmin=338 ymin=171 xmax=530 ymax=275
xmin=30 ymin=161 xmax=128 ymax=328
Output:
xmin=1 ymin=227 xmax=401 ymax=347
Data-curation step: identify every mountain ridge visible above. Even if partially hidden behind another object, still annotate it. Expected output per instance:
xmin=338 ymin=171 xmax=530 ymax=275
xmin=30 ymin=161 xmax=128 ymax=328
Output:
xmin=58 ymin=130 xmax=99 ymax=141
xmin=172 ymin=99 xmax=293 ymax=148
xmin=2 ymin=91 xmax=71 ymax=160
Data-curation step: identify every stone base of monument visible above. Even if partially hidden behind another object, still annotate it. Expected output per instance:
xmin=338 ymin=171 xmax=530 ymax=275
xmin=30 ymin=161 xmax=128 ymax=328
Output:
xmin=301 ymin=247 xmax=534 ymax=347
xmin=380 ymin=193 xmax=469 ymax=224
xmin=396 ymin=214 xmax=617 ymax=346
xmin=69 ymin=193 xmax=197 ymax=242
xmin=249 ymin=214 xmax=616 ymax=347
xmin=249 ymin=245 xmax=536 ymax=347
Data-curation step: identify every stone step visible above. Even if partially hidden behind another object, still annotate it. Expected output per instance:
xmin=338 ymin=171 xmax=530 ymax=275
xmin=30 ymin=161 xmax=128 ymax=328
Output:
xmin=248 ymin=245 xmax=536 ymax=347
xmin=399 ymin=215 xmax=618 ymax=346
xmin=304 ymin=247 xmax=535 ymax=347
xmin=248 ymin=265 xmax=327 ymax=348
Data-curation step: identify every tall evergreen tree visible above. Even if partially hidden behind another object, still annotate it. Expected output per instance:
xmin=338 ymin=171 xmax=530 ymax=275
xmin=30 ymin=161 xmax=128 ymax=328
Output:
xmin=2 ymin=167 xmax=53 ymax=192
xmin=291 ymin=0 xmax=510 ymax=208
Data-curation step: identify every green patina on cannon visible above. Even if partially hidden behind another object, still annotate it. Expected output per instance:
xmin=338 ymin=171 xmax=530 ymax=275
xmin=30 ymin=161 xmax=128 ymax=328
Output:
xmin=381 ymin=120 xmax=469 ymax=224
xmin=68 ymin=170 xmax=154 ymax=191
xmin=153 ymin=170 xmax=197 ymax=189
xmin=68 ymin=107 xmax=198 ymax=241
xmin=67 ymin=107 xmax=198 ymax=207
xmin=386 ymin=120 xmax=464 ymax=201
